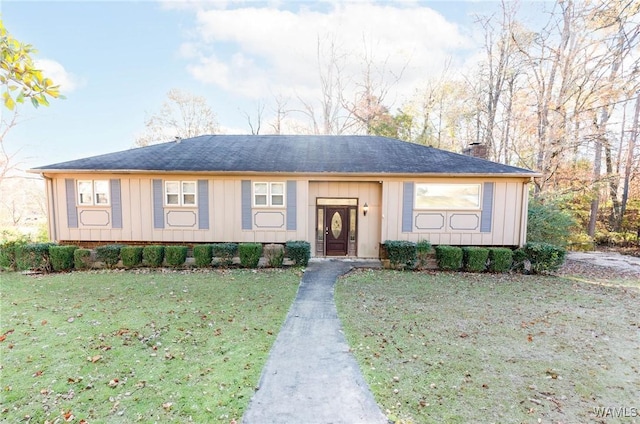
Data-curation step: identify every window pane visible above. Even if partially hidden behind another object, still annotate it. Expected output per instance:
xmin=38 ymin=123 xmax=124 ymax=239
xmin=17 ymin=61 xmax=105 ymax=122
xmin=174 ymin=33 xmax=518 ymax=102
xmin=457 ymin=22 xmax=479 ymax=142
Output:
xmin=182 ymin=182 xmax=196 ymax=194
xmin=271 ymin=183 xmax=284 ymax=195
xmin=78 ymin=181 xmax=93 ymax=205
xmin=167 ymin=194 xmax=180 ymax=205
xmin=254 ymin=183 xmax=268 ymax=194
xmin=183 ymin=194 xmax=196 ymax=205
xmin=415 ymin=184 xmax=481 ymax=209
xmin=255 ymin=194 xmax=268 ymax=206
xmin=165 ymin=181 xmax=179 ymax=194
xmin=271 ymin=195 xmax=284 ymax=206
xmin=94 ymin=180 xmax=109 ymax=204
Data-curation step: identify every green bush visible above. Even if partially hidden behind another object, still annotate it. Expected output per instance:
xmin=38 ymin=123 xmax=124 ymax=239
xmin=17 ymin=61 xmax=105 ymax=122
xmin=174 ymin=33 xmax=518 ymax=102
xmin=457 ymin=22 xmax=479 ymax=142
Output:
xmin=74 ymin=249 xmax=92 ymax=270
xmin=462 ymin=247 xmax=489 ymax=272
xmin=0 ymin=238 xmax=29 ymax=271
xmin=95 ymin=244 xmax=123 ymax=268
xmin=384 ymin=240 xmax=417 ymax=270
xmin=212 ymin=243 xmax=238 ymax=267
xmin=286 ymin=240 xmax=311 ymax=267
xmin=165 ymin=246 xmax=188 ymax=268
xmin=415 ymin=239 xmax=432 ymax=269
xmin=519 ymin=242 xmax=567 ymax=274
xmin=264 ymin=244 xmax=285 ymax=268
xmin=50 ymin=245 xmax=78 ymax=272
xmin=487 ymin=248 xmax=513 ymax=273
xmin=193 ymin=244 xmax=213 ymax=268
xmin=434 ymin=245 xmax=463 ymax=271
xmin=120 ymin=246 xmax=143 ymax=268
xmin=16 ymin=242 xmax=56 ymax=272
xmin=143 ymin=245 xmax=165 ymax=268
xmin=238 ymin=243 xmax=262 ymax=268
xmin=527 ymin=199 xmax=575 ymax=247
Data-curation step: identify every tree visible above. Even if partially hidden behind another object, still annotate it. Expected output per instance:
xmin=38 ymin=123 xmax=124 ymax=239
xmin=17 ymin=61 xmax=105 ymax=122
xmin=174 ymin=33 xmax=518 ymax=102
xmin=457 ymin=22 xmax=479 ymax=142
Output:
xmin=1 ymin=20 xmax=63 ymax=110
xmin=135 ymin=89 xmax=220 ymax=146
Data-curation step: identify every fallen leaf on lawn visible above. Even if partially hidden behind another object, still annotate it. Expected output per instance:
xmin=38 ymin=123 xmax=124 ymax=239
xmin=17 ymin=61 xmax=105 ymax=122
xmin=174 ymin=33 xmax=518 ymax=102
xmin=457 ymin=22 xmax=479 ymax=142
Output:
xmin=108 ymin=378 xmax=119 ymax=388
xmin=41 ymin=320 xmax=48 ymax=326
xmin=67 ymin=317 xmax=75 ymax=323
xmin=33 ymin=370 xmax=43 ymax=377
xmin=459 ymin=333 xmax=468 ymax=338
xmin=527 ymin=334 xmax=533 ymax=342
xmin=63 ymin=410 xmax=74 ymax=422
xmin=88 ymin=355 xmax=102 ymax=363
xmin=162 ymin=402 xmax=173 ymax=411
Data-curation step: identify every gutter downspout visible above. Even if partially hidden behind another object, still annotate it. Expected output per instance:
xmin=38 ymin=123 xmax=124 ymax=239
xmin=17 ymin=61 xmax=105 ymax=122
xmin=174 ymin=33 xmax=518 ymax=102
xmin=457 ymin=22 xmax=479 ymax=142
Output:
xmin=519 ymin=179 xmax=531 ymax=247
xmin=43 ymin=174 xmax=57 ymax=242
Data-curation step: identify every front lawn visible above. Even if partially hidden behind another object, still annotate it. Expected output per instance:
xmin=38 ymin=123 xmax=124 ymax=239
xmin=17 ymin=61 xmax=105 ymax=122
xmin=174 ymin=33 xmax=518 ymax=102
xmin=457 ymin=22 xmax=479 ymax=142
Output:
xmin=336 ymin=270 xmax=640 ymax=424
xmin=0 ymin=269 xmax=300 ymax=423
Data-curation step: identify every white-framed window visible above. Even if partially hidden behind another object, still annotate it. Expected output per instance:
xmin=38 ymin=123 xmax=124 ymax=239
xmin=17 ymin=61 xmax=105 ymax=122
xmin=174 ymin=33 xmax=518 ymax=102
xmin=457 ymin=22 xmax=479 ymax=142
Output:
xmin=77 ymin=180 xmax=110 ymax=206
xmin=165 ymin=181 xmax=197 ymax=206
xmin=415 ymin=183 xmax=481 ymax=210
xmin=253 ymin=182 xmax=285 ymax=207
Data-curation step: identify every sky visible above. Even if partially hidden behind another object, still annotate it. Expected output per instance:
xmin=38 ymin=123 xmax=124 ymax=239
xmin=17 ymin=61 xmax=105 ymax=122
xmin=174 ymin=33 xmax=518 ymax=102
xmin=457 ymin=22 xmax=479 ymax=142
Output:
xmin=2 ymin=0 xmax=552 ymax=171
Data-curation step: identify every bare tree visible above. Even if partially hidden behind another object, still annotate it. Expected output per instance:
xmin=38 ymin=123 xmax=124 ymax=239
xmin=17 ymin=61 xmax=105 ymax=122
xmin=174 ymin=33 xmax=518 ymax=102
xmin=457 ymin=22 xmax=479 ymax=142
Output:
xmin=135 ymin=89 xmax=220 ymax=146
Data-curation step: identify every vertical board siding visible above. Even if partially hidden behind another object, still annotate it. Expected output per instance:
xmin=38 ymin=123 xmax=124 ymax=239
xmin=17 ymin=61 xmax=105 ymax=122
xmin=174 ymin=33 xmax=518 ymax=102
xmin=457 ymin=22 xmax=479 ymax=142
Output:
xmin=286 ymin=180 xmax=297 ymax=230
xmin=402 ymin=182 xmax=414 ymax=233
xmin=110 ymin=179 xmax=123 ymax=229
xmin=241 ymin=180 xmax=252 ymax=230
xmin=152 ymin=179 xmax=164 ymax=229
xmin=198 ymin=179 xmax=209 ymax=230
xmin=65 ymin=179 xmax=78 ymax=228
xmin=480 ymin=182 xmax=494 ymax=233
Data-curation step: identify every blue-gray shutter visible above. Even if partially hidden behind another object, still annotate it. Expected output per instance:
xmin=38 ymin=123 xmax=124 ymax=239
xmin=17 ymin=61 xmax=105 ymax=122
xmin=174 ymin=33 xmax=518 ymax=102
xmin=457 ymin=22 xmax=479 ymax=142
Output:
xmin=198 ymin=179 xmax=209 ymax=230
xmin=286 ymin=180 xmax=297 ymax=231
xmin=402 ymin=182 xmax=414 ymax=232
xmin=65 ymin=179 xmax=78 ymax=228
xmin=241 ymin=180 xmax=252 ymax=230
xmin=152 ymin=179 xmax=164 ymax=229
xmin=480 ymin=182 xmax=494 ymax=233
xmin=110 ymin=179 xmax=122 ymax=229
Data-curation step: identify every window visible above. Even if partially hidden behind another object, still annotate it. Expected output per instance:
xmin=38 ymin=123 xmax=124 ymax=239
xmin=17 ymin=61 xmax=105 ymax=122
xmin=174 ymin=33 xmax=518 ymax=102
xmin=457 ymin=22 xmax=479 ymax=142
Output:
xmin=77 ymin=180 xmax=110 ymax=206
xmin=253 ymin=182 xmax=285 ymax=207
xmin=415 ymin=183 xmax=481 ymax=210
xmin=165 ymin=181 xmax=197 ymax=206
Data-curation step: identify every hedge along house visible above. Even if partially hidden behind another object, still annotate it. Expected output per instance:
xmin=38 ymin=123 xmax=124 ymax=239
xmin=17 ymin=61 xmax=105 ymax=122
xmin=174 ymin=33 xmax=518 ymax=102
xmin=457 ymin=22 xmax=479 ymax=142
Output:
xmin=30 ymin=135 xmax=539 ymax=258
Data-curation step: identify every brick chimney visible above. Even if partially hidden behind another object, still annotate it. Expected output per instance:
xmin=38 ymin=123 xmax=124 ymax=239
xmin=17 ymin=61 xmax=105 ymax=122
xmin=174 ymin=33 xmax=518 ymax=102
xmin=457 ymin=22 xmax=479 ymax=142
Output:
xmin=463 ymin=142 xmax=487 ymax=159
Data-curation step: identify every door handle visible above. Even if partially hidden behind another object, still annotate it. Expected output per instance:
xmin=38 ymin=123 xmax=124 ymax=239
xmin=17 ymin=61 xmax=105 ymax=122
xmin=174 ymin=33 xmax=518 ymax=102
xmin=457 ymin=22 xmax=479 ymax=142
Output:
xmin=325 ymin=226 xmax=329 ymax=235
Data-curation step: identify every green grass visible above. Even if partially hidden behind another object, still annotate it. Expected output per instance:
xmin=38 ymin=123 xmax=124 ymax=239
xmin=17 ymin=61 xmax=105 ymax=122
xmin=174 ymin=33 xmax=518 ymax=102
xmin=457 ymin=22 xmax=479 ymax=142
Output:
xmin=336 ymin=270 xmax=640 ymax=424
xmin=0 ymin=269 xmax=301 ymax=423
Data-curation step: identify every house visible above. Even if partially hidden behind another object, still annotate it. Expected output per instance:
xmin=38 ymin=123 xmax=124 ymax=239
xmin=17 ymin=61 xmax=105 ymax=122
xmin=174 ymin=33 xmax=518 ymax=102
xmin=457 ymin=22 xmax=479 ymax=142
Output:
xmin=29 ymin=135 xmax=539 ymax=258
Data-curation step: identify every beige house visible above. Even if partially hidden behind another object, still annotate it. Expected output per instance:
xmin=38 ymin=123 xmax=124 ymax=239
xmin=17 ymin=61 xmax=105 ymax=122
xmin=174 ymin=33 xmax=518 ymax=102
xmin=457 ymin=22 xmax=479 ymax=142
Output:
xmin=30 ymin=135 xmax=539 ymax=258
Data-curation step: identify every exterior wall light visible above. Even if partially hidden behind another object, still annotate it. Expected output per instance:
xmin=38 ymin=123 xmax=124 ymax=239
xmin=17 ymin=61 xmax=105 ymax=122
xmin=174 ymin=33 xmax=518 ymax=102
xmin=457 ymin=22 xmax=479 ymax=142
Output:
xmin=363 ymin=202 xmax=369 ymax=216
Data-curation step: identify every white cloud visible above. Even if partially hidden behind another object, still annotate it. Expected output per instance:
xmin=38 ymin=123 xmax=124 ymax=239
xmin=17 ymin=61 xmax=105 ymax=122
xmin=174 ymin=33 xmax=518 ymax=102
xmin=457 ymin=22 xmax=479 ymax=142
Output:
xmin=183 ymin=1 xmax=475 ymax=107
xmin=35 ymin=59 xmax=85 ymax=94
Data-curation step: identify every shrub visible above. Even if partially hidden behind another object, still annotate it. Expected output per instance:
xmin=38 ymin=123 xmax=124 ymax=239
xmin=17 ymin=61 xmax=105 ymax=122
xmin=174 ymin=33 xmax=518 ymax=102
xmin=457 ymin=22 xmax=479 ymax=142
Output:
xmin=16 ymin=242 xmax=56 ymax=272
xmin=434 ymin=245 xmax=463 ymax=271
xmin=50 ymin=245 xmax=78 ymax=272
xmin=264 ymin=244 xmax=285 ymax=268
xmin=286 ymin=240 xmax=311 ymax=267
xmin=520 ymin=242 xmax=567 ymax=274
xmin=462 ymin=247 xmax=489 ymax=272
xmin=165 ymin=246 xmax=188 ymax=268
xmin=143 ymin=245 xmax=165 ymax=267
xmin=415 ymin=239 xmax=432 ymax=269
xmin=120 ymin=246 xmax=143 ymax=268
xmin=384 ymin=240 xmax=417 ymax=270
xmin=0 ymin=238 xmax=29 ymax=271
xmin=487 ymin=248 xmax=513 ymax=273
xmin=95 ymin=244 xmax=123 ymax=268
xmin=193 ymin=244 xmax=213 ymax=268
xmin=527 ymin=199 xmax=575 ymax=248
xmin=212 ymin=243 xmax=238 ymax=267
xmin=238 ymin=243 xmax=262 ymax=268
xmin=74 ymin=249 xmax=92 ymax=270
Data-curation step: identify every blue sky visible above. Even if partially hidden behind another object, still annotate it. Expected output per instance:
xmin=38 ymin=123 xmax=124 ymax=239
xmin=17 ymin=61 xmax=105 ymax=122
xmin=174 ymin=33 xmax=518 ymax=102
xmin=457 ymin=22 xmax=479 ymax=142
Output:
xmin=2 ymin=1 xmax=550 ymax=170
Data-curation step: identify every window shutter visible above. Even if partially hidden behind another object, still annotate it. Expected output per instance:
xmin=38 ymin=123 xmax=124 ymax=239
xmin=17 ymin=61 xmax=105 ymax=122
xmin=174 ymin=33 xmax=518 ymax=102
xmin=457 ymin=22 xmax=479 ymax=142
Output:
xmin=480 ymin=182 xmax=494 ymax=233
xmin=65 ymin=179 xmax=78 ymax=228
xmin=402 ymin=182 xmax=414 ymax=232
xmin=110 ymin=179 xmax=122 ymax=229
xmin=198 ymin=180 xmax=209 ymax=230
xmin=152 ymin=179 xmax=164 ymax=229
xmin=286 ymin=180 xmax=297 ymax=231
xmin=241 ymin=180 xmax=252 ymax=230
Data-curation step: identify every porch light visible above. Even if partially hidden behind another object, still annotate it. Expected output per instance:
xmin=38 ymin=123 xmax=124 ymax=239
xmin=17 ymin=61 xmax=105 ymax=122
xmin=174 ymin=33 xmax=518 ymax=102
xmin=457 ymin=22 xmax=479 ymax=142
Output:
xmin=363 ymin=203 xmax=369 ymax=216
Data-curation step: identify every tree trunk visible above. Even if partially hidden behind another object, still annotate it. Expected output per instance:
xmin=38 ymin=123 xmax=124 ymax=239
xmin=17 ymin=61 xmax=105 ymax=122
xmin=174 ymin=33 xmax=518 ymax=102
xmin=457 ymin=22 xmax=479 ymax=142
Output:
xmin=620 ymin=94 xmax=640 ymax=229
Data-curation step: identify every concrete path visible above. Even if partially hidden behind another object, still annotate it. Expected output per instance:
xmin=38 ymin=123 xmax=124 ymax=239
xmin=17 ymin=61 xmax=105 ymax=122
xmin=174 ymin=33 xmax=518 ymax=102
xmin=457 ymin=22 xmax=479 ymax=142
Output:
xmin=567 ymin=251 xmax=640 ymax=274
xmin=242 ymin=260 xmax=388 ymax=424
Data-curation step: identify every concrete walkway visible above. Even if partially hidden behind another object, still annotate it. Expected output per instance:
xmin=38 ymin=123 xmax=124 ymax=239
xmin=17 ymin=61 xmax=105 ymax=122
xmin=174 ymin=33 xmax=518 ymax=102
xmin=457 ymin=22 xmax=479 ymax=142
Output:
xmin=242 ymin=260 xmax=388 ymax=424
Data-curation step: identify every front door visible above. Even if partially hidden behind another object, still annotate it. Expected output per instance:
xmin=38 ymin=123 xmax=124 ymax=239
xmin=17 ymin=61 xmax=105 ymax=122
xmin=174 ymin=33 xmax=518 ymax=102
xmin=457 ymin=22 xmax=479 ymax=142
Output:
xmin=325 ymin=207 xmax=349 ymax=256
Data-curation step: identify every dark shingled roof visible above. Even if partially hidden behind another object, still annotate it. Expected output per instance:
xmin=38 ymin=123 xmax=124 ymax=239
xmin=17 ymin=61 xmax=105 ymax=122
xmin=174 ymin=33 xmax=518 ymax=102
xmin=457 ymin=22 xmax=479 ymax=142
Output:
xmin=32 ymin=135 xmax=537 ymax=176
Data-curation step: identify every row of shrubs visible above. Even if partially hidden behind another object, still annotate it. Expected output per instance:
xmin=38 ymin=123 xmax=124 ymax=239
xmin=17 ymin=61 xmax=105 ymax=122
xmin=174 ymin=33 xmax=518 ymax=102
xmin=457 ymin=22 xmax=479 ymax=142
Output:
xmin=384 ymin=240 xmax=566 ymax=274
xmin=0 ymin=241 xmax=311 ymax=273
